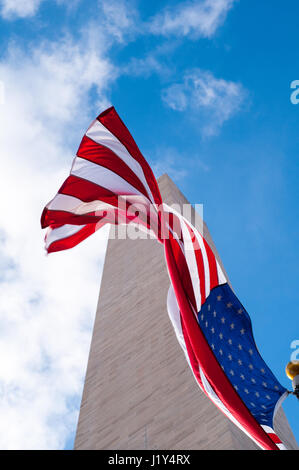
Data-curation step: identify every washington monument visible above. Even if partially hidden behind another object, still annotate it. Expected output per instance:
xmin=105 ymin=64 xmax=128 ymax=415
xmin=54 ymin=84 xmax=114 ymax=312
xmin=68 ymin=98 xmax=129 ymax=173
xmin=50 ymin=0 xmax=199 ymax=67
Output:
xmin=74 ymin=174 xmax=298 ymax=450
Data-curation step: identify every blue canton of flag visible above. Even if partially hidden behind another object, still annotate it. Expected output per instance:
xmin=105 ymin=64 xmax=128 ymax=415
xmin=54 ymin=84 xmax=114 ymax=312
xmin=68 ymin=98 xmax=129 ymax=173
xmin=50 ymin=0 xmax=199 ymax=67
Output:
xmin=198 ymin=283 xmax=287 ymax=429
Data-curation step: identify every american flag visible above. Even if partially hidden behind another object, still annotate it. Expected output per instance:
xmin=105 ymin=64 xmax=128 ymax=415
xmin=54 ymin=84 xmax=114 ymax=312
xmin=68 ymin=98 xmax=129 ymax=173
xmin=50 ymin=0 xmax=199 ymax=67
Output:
xmin=41 ymin=107 xmax=288 ymax=450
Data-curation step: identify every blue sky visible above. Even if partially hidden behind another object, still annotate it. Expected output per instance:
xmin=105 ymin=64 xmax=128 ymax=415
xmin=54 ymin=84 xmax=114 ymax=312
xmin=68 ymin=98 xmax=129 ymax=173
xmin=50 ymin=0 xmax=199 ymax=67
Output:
xmin=0 ymin=0 xmax=298 ymax=449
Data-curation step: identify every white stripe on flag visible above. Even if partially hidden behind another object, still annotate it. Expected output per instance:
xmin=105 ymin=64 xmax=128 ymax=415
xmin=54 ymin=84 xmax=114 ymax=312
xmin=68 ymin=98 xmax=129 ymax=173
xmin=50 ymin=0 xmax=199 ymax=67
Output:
xmin=277 ymin=443 xmax=287 ymax=450
xmin=46 ymin=192 xmax=160 ymax=240
xmin=181 ymin=220 xmax=201 ymax=312
xmin=86 ymin=119 xmax=155 ymax=203
xmin=163 ymin=204 xmax=211 ymax=300
xmin=47 ymin=193 xmax=116 ymax=215
xmin=45 ymin=224 xmax=86 ymax=249
xmin=71 ymin=157 xmax=147 ymax=198
xmin=261 ymin=425 xmax=277 ymax=434
xmin=261 ymin=426 xmax=286 ymax=450
xmin=186 ymin=222 xmax=211 ymax=300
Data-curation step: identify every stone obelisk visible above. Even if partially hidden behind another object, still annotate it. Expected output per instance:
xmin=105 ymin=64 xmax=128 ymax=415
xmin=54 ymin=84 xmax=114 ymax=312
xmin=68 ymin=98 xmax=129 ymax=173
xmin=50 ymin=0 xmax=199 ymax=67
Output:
xmin=74 ymin=174 xmax=298 ymax=450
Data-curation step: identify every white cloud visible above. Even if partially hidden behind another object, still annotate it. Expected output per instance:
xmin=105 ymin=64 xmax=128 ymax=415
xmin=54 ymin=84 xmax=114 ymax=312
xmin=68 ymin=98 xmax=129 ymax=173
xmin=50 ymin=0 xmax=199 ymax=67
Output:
xmin=122 ymin=53 xmax=170 ymax=78
xmin=149 ymin=0 xmax=236 ymax=38
xmin=0 ymin=80 xmax=4 ymax=104
xmin=149 ymin=145 xmax=210 ymax=184
xmin=0 ymin=0 xmax=44 ymax=18
xmin=150 ymin=148 xmax=188 ymax=182
xmin=119 ymin=0 xmax=237 ymax=79
xmin=162 ymin=69 xmax=246 ymax=136
xmin=99 ymin=0 xmax=140 ymax=43
xmin=121 ymin=41 xmax=179 ymax=79
xmin=0 ymin=27 xmax=115 ymax=449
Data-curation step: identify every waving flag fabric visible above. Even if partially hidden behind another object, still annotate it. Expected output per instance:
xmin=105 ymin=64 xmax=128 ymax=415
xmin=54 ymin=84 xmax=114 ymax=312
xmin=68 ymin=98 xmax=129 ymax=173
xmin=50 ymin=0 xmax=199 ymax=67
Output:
xmin=41 ymin=107 xmax=288 ymax=450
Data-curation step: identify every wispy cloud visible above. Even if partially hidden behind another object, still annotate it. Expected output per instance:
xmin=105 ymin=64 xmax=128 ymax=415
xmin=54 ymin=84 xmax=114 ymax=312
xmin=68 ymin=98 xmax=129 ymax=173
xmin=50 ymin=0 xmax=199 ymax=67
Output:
xmin=98 ymin=0 xmax=140 ymax=44
xmin=120 ymin=0 xmax=237 ymax=80
xmin=121 ymin=40 xmax=179 ymax=78
xmin=0 ymin=0 xmax=44 ymax=18
xmin=162 ymin=69 xmax=246 ymax=136
xmin=150 ymin=148 xmax=189 ymax=182
xmin=150 ymin=146 xmax=210 ymax=183
xmin=148 ymin=0 xmax=236 ymax=39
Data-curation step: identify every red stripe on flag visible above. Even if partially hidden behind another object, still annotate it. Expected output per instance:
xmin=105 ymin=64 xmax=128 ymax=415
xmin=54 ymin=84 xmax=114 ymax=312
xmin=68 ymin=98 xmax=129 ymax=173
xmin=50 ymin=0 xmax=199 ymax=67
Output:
xmin=59 ymin=175 xmax=119 ymax=203
xmin=97 ymin=107 xmax=162 ymax=206
xmin=170 ymin=234 xmax=197 ymax=312
xmin=203 ymin=237 xmax=218 ymax=290
xmin=77 ymin=135 xmax=150 ymax=199
xmin=41 ymin=175 xmax=157 ymax=232
xmin=47 ymin=223 xmax=99 ymax=253
xmin=43 ymin=207 xmax=157 ymax=238
xmin=42 ymin=210 xmax=105 ymax=227
xmin=267 ymin=433 xmax=282 ymax=444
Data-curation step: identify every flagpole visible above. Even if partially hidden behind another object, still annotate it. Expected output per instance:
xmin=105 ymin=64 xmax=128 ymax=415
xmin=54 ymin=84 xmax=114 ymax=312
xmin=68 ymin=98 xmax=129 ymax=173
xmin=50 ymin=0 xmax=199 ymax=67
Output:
xmin=286 ymin=361 xmax=299 ymax=399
